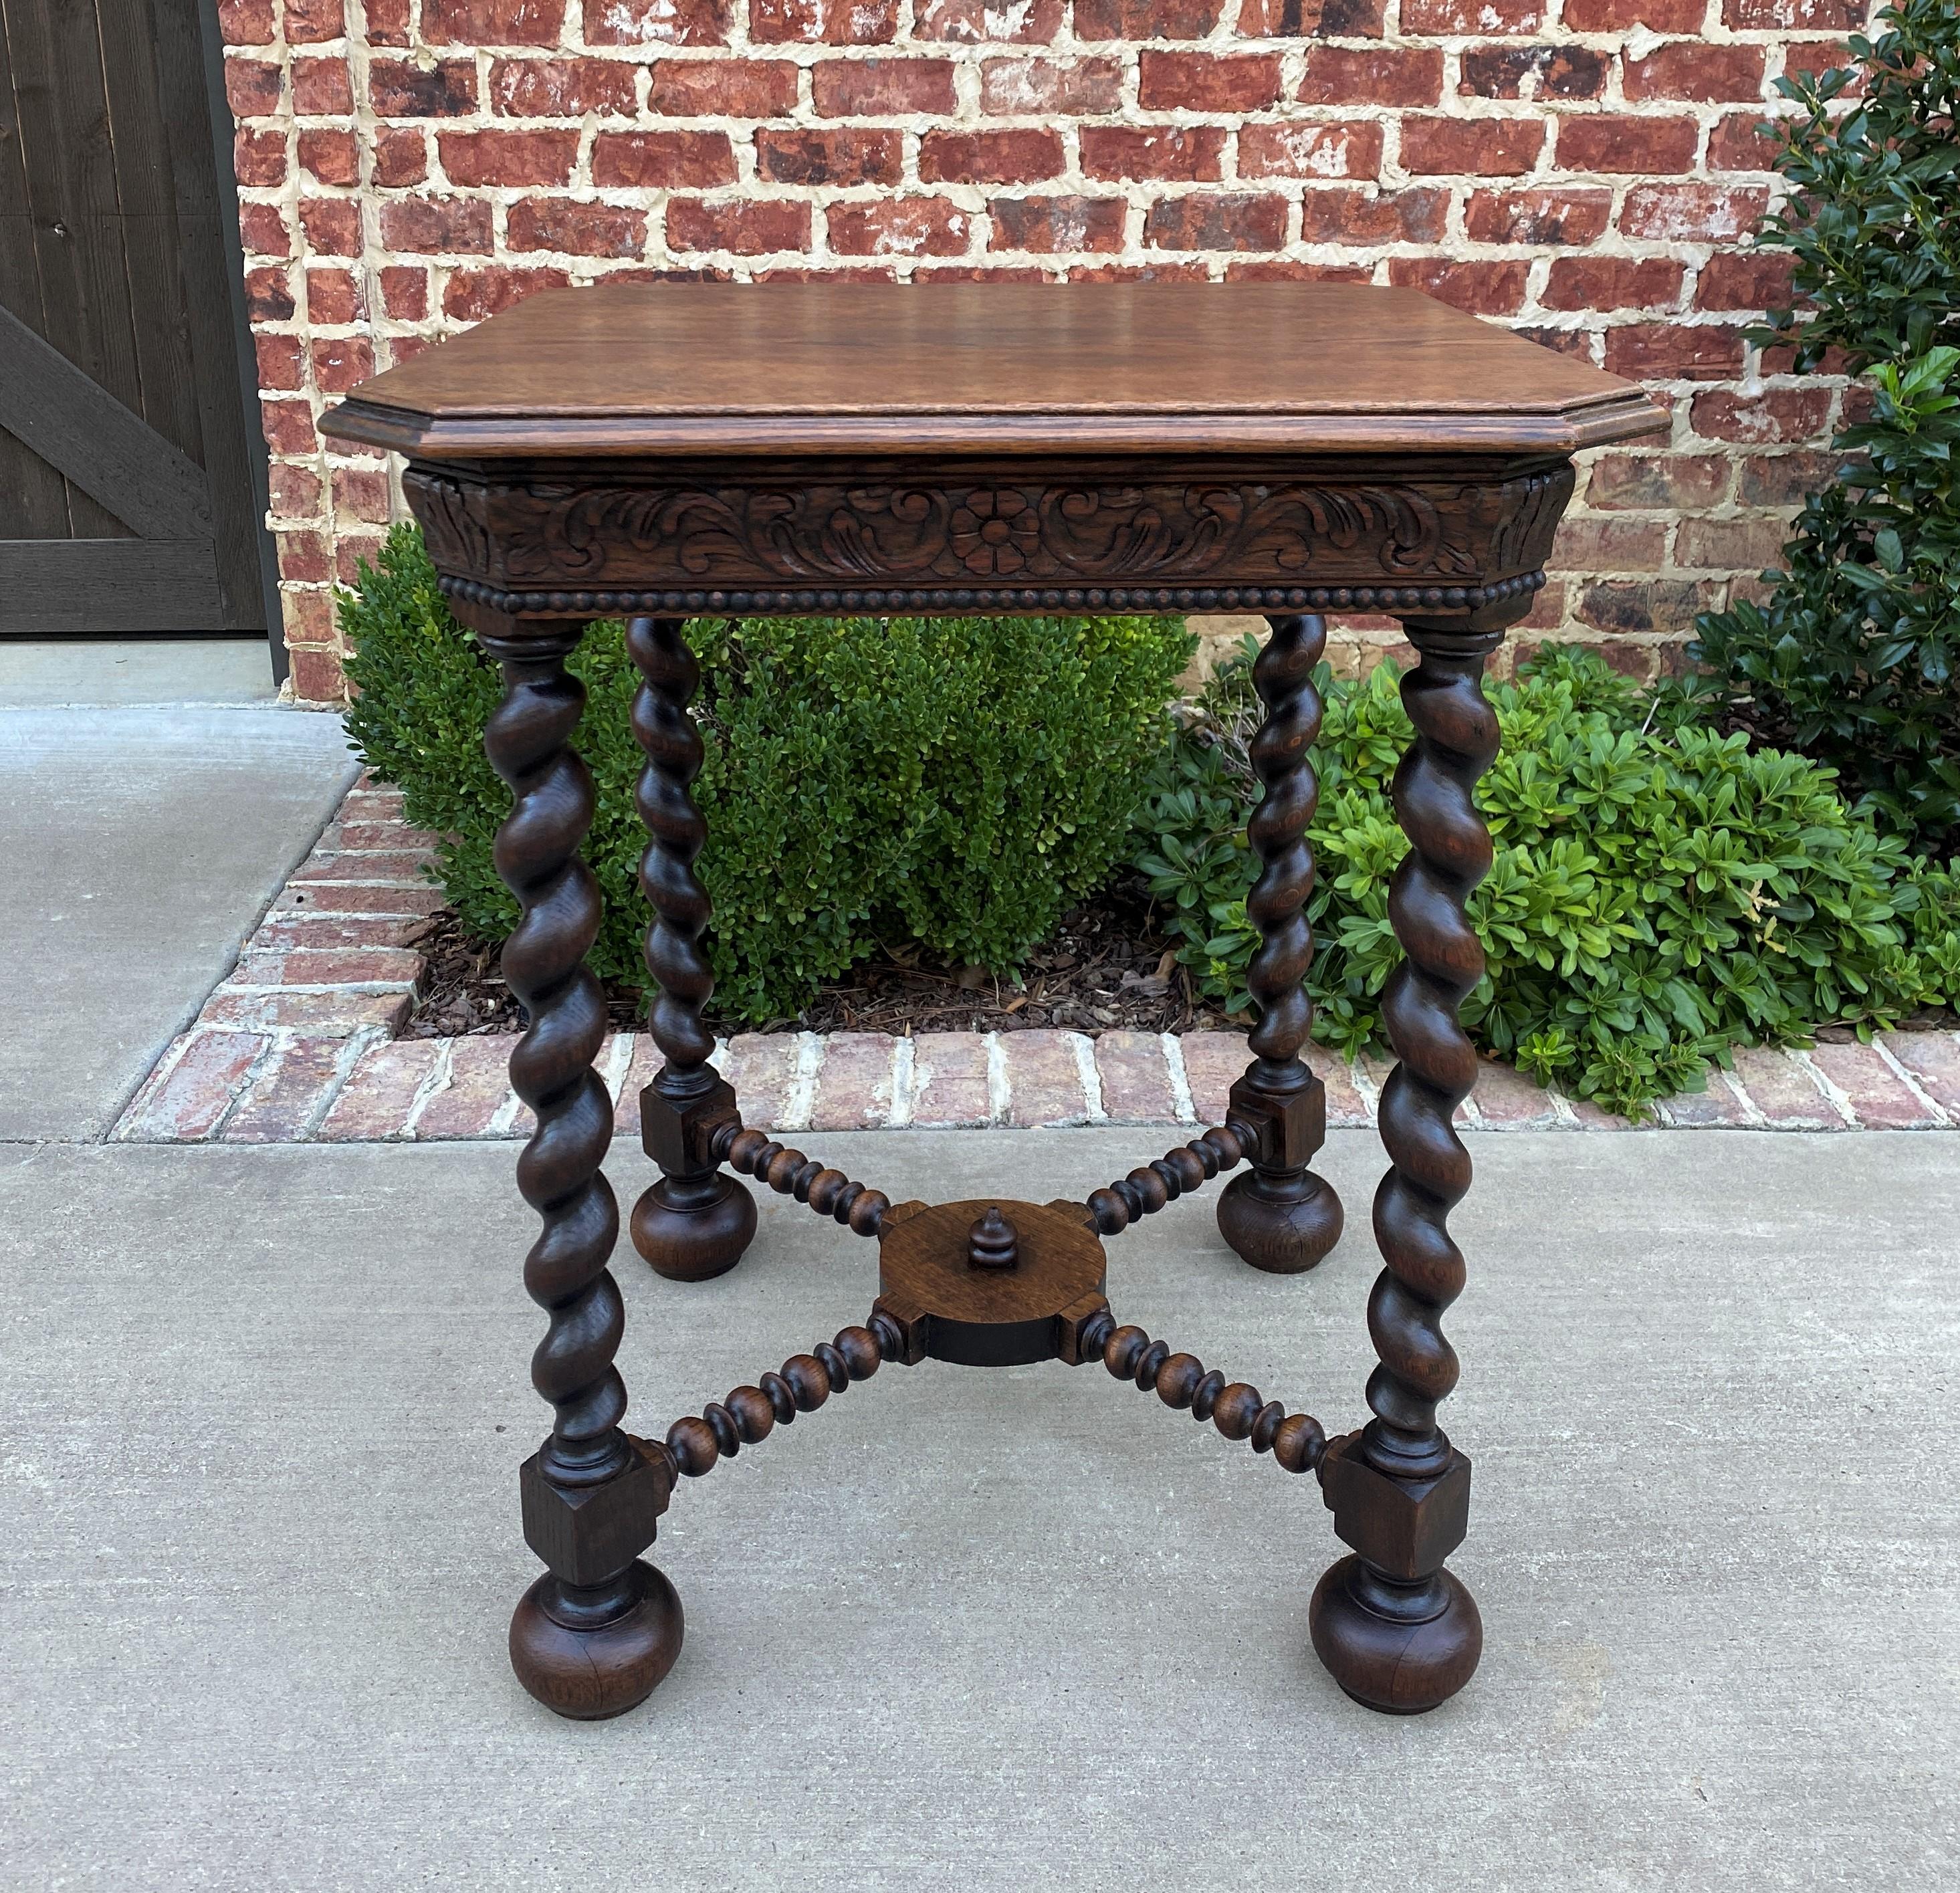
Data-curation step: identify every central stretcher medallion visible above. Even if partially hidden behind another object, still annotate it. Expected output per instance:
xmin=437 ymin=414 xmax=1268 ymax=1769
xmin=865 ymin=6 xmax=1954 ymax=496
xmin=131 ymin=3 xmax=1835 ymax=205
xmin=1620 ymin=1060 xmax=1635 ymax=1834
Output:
xmin=873 ymin=1198 xmax=1109 ymax=1368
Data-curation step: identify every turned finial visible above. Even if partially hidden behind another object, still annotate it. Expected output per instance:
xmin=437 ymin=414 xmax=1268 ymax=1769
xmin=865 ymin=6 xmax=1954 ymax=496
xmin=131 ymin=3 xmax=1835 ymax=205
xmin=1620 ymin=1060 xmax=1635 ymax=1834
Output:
xmin=966 ymin=1206 xmax=1019 ymax=1270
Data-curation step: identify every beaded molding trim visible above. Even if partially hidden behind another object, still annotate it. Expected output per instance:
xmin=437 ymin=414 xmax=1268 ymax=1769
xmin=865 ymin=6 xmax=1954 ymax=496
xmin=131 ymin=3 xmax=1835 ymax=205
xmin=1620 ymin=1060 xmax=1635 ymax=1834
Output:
xmin=439 ymin=571 xmax=1547 ymax=621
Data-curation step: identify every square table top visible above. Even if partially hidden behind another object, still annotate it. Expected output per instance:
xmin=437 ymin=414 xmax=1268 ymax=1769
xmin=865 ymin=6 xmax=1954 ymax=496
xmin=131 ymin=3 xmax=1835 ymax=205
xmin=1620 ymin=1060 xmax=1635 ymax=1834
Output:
xmin=324 ymin=282 xmax=1664 ymax=462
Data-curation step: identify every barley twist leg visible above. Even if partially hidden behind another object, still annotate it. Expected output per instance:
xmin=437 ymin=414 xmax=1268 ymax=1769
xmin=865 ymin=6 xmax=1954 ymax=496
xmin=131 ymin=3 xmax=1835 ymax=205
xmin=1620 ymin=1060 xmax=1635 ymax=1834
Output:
xmin=479 ymin=622 xmax=682 ymax=1720
xmin=1216 ymin=612 xmax=1343 ymax=1273
xmin=626 ymin=615 xmax=756 ymax=1283
xmin=1310 ymin=619 xmax=1500 ymax=1715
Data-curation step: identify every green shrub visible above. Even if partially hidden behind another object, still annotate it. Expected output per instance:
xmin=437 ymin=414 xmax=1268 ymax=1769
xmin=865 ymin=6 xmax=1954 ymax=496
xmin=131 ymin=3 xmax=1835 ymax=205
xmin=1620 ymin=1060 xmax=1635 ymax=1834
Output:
xmin=340 ymin=522 xmax=1194 ymax=1021
xmin=1134 ymin=641 xmax=1960 ymax=1119
xmin=1686 ymin=0 xmax=1960 ymax=854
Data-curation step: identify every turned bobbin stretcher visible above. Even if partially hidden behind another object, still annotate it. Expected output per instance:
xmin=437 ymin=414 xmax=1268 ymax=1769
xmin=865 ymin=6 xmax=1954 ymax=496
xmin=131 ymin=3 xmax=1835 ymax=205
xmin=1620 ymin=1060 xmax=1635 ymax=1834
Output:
xmin=321 ymin=281 xmax=1664 ymax=1722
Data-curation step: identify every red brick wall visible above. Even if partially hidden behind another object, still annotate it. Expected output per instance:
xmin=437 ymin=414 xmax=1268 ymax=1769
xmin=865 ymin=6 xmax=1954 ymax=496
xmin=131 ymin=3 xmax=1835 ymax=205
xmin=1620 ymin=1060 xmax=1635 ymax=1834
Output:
xmin=219 ymin=0 xmax=1872 ymax=702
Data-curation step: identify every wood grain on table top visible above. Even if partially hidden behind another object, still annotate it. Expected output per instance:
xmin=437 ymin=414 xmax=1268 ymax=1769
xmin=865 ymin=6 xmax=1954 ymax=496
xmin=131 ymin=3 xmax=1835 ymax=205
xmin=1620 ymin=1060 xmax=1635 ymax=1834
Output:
xmin=324 ymin=282 xmax=1665 ymax=460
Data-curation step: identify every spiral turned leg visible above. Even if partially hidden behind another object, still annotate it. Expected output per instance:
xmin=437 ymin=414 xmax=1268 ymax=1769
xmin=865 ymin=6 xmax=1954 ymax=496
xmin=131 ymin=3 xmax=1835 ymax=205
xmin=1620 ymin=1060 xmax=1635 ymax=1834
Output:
xmin=1216 ymin=613 xmax=1343 ymax=1274
xmin=1310 ymin=619 xmax=1501 ymax=1716
xmin=479 ymin=623 xmax=681 ymax=1720
xmin=626 ymin=616 xmax=756 ymax=1283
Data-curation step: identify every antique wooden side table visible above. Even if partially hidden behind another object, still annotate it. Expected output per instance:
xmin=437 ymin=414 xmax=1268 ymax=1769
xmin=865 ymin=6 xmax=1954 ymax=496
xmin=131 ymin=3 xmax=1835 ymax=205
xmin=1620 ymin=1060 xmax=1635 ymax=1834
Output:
xmin=324 ymin=282 xmax=1662 ymax=1722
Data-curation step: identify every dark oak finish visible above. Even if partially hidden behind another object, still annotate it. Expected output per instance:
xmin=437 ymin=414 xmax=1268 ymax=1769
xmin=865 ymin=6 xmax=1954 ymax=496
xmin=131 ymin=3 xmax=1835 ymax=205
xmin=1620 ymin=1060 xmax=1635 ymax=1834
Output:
xmin=1308 ymin=613 xmax=1504 ymax=1714
xmin=477 ymin=622 xmax=679 ymax=1720
xmin=330 ymin=285 xmax=1609 ymax=623
xmin=876 ymin=1198 xmax=1107 ymax=1367
xmin=321 ymin=281 xmax=1663 ymax=1722
xmin=1216 ymin=612 xmax=1343 ymax=1273
xmin=324 ymin=282 xmax=1658 ymax=459
xmin=407 ymin=465 xmax=1561 ymax=623
xmin=709 ymin=1122 xmax=893 ymax=1238
xmin=627 ymin=613 xmax=757 ymax=1282
xmin=1085 ymin=1117 xmax=1251 ymax=1233
xmin=1087 ymin=1312 xmax=1329 ymax=1476
xmin=661 ymin=1318 xmax=911 ymax=1482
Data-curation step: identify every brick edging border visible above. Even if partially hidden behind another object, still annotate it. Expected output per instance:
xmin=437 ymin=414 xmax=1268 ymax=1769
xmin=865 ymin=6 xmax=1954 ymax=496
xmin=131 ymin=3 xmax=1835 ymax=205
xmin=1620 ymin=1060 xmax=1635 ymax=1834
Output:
xmin=112 ymin=774 xmax=1960 ymax=1143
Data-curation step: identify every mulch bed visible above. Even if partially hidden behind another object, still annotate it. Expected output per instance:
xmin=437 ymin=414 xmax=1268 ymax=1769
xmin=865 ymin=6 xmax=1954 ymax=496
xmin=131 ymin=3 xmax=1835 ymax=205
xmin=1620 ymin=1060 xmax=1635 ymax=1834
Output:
xmin=395 ymin=895 xmax=1960 ymax=1046
xmin=399 ymin=879 xmax=1243 ymax=1040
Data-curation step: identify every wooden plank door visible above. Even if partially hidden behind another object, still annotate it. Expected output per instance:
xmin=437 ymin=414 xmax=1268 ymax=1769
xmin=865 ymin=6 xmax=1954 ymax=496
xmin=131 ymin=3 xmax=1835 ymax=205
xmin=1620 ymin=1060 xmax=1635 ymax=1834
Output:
xmin=0 ymin=0 xmax=278 ymax=653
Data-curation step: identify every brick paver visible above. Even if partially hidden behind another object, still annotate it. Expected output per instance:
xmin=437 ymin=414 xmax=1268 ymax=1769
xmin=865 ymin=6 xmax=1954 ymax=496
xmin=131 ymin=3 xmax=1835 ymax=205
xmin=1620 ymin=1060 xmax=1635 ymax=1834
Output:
xmin=316 ymin=1041 xmax=445 ymax=1142
xmin=319 ymin=822 xmax=441 ymax=852
xmin=808 ymin=1032 xmax=897 ymax=1131
xmin=231 ymin=946 xmax=424 ymax=988
xmin=1805 ymin=1041 xmax=1947 ymax=1131
xmin=116 ymin=1018 xmax=1960 ymax=1145
xmin=338 ymin=788 xmax=405 ymax=822
xmin=221 ymin=1037 xmax=350 ymax=1143
xmin=290 ymin=851 xmax=434 ymax=885
xmin=199 ymin=988 xmax=412 ymax=1034
xmin=1564 ymin=1096 xmax=1644 ymax=1132
xmin=1727 ymin=1045 xmax=1848 ymax=1130
xmin=1468 ymin=1058 xmax=1565 ymax=1130
xmin=1178 ymin=1031 xmax=1246 ymax=1126
xmin=415 ymin=1034 xmax=520 ymax=1140
xmin=1880 ymin=1032 xmax=1960 ymax=1117
xmin=1354 ymin=1050 xmax=1396 ymax=1103
xmin=722 ymin=1033 xmax=802 ymax=1131
xmin=612 ymin=1034 xmax=664 ymax=1135
xmin=1319 ymin=1053 xmax=1372 ymax=1129
xmin=1093 ymin=1031 xmax=1179 ymax=1124
xmin=251 ymin=913 xmax=423 ymax=951
xmin=272 ymin=883 xmax=444 ymax=917
xmin=1655 ymin=1071 xmax=1757 ymax=1127
xmin=908 ymin=1032 xmax=992 ymax=1128
xmin=999 ymin=1030 xmax=1093 ymax=1129
xmin=116 ymin=1031 xmax=267 ymax=1142
xmin=1360 ymin=1050 xmax=1481 ymax=1128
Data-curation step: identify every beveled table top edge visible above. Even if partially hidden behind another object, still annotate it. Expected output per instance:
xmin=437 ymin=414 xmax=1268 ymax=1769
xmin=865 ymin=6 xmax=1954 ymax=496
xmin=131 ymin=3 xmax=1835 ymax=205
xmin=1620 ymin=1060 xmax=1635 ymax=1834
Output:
xmin=322 ymin=388 xmax=1666 ymax=461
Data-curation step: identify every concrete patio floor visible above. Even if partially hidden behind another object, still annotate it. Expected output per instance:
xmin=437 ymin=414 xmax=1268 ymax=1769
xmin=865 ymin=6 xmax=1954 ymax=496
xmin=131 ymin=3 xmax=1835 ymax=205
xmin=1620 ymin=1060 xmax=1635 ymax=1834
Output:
xmin=0 ymin=642 xmax=355 ymax=1141
xmin=3 ymin=1127 xmax=1955 ymax=1889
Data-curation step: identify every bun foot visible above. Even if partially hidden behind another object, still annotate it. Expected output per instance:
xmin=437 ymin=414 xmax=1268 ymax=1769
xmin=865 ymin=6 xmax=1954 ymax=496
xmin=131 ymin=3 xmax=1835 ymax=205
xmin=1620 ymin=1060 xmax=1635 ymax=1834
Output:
xmin=1309 ymin=1553 xmax=1481 ymax=1714
xmin=510 ymin=1560 xmax=684 ymax=1720
xmin=1216 ymin=1165 xmax=1343 ymax=1274
xmin=631 ymin=1172 xmax=756 ymax=1282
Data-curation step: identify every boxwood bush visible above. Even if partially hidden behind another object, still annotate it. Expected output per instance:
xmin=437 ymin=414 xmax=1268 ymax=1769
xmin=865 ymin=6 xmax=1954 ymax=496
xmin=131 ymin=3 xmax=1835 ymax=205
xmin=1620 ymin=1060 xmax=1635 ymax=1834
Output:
xmin=1134 ymin=639 xmax=1960 ymax=1118
xmin=340 ymin=522 xmax=1195 ymax=1020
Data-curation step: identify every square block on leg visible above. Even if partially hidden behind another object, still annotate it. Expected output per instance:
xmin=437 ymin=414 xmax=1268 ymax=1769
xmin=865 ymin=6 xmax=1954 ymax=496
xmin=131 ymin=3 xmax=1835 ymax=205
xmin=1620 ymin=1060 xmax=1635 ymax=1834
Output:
xmin=1228 ymin=1073 xmax=1327 ymax=1170
xmin=641 ymin=1075 xmax=738 ymax=1174
xmin=1318 ymin=1431 xmax=1472 ymax=1582
xmin=520 ymin=1439 xmax=673 ymax=1587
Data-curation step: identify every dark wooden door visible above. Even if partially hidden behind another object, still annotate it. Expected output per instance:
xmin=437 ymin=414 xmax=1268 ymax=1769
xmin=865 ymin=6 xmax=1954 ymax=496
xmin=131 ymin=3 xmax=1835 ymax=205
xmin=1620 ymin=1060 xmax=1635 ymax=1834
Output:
xmin=0 ymin=0 xmax=277 ymax=649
